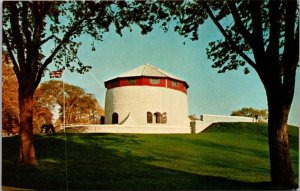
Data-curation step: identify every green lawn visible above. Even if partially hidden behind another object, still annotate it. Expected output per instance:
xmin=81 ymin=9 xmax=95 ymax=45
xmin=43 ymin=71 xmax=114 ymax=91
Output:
xmin=2 ymin=123 xmax=299 ymax=190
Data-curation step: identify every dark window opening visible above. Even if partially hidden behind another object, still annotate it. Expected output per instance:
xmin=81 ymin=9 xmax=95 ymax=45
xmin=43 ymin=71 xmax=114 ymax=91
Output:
xmin=172 ymin=80 xmax=179 ymax=87
xmin=154 ymin=112 xmax=162 ymax=123
xmin=100 ymin=116 xmax=105 ymax=124
xmin=112 ymin=112 xmax=118 ymax=124
xmin=128 ymin=79 xmax=136 ymax=85
xmin=150 ymin=78 xmax=160 ymax=85
xmin=147 ymin=112 xmax=153 ymax=123
xmin=112 ymin=80 xmax=119 ymax=88
xmin=162 ymin=112 xmax=167 ymax=124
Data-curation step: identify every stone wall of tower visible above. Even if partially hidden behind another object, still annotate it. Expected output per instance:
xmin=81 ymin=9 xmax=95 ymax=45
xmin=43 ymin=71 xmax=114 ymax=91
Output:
xmin=105 ymin=85 xmax=189 ymax=127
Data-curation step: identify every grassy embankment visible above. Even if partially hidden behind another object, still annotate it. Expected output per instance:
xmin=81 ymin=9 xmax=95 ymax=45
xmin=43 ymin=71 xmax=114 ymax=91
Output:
xmin=2 ymin=122 xmax=298 ymax=190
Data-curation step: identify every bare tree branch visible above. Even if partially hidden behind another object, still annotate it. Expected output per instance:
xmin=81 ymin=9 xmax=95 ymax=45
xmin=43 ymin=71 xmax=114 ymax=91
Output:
xmin=40 ymin=35 xmax=57 ymax=46
xmin=281 ymin=1 xmax=298 ymax=107
xmin=282 ymin=0 xmax=298 ymax=68
xmin=294 ymin=23 xmax=299 ymax=64
xmin=248 ymin=0 xmax=265 ymax=58
xmin=227 ymin=1 xmax=252 ymax=45
xmin=204 ymin=3 xmax=257 ymax=70
xmin=34 ymin=20 xmax=85 ymax=89
xmin=2 ymin=29 xmax=21 ymax=81
xmin=266 ymin=0 xmax=280 ymax=58
xmin=31 ymin=2 xmax=52 ymax=74
xmin=21 ymin=2 xmax=32 ymax=47
xmin=8 ymin=2 xmax=26 ymax=69
xmin=34 ymin=12 xmax=99 ymax=89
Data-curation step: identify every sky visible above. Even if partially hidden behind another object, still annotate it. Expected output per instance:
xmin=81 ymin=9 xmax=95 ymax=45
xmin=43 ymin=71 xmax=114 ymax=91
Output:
xmin=43 ymin=19 xmax=300 ymax=126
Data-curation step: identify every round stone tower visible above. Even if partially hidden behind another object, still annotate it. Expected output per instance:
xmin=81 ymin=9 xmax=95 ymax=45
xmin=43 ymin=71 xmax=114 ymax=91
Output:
xmin=104 ymin=64 xmax=189 ymax=127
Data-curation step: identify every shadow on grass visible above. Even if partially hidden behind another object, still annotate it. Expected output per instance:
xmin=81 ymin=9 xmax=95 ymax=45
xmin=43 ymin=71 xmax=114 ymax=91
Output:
xmin=3 ymin=134 xmax=275 ymax=190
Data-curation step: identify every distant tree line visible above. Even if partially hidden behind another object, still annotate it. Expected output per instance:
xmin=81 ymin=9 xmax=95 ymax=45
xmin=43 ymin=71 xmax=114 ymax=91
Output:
xmin=2 ymin=53 xmax=20 ymax=135
xmin=2 ymin=53 xmax=104 ymax=135
xmin=231 ymin=107 xmax=268 ymax=122
xmin=2 ymin=1 xmax=298 ymax=188
xmin=35 ymin=80 xmax=104 ymax=126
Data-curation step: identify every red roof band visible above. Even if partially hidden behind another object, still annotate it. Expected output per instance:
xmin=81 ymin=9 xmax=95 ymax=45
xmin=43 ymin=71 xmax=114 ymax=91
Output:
xmin=105 ymin=77 xmax=188 ymax=94
xmin=104 ymin=64 xmax=189 ymax=94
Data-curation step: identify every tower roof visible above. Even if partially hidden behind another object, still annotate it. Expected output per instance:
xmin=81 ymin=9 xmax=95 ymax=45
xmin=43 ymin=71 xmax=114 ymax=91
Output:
xmin=109 ymin=64 xmax=186 ymax=82
xmin=105 ymin=64 xmax=189 ymax=90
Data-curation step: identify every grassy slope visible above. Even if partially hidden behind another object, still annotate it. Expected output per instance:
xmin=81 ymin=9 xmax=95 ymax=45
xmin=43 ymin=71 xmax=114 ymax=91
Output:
xmin=2 ymin=123 xmax=298 ymax=190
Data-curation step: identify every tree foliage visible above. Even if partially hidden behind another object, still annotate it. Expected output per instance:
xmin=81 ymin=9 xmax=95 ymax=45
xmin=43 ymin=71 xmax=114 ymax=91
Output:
xmin=131 ymin=1 xmax=298 ymax=75
xmin=35 ymin=80 xmax=104 ymax=125
xmin=2 ymin=0 xmax=299 ymax=188
xmin=2 ymin=1 xmax=136 ymax=87
xmin=231 ymin=107 xmax=268 ymax=121
xmin=2 ymin=53 xmax=52 ymax=134
xmin=2 ymin=53 xmax=19 ymax=135
xmin=129 ymin=0 xmax=298 ymax=188
xmin=32 ymin=106 xmax=53 ymax=134
xmin=2 ymin=60 xmax=103 ymax=134
xmin=2 ymin=1 xmax=136 ymax=164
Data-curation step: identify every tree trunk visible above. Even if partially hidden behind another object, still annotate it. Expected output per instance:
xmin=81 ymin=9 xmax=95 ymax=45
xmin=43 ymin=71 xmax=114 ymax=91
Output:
xmin=267 ymin=94 xmax=296 ymax=189
xmin=18 ymin=93 xmax=38 ymax=165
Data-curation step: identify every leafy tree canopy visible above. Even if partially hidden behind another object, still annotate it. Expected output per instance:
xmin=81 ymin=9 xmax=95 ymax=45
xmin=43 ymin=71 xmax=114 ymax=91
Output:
xmin=2 ymin=53 xmax=19 ymax=135
xmin=129 ymin=1 xmax=298 ymax=188
xmin=2 ymin=53 xmax=52 ymax=134
xmin=2 ymin=1 xmax=138 ymax=164
xmin=2 ymin=1 xmax=136 ymax=91
xmin=35 ymin=80 xmax=104 ymax=125
xmin=231 ymin=107 xmax=268 ymax=121
xmin=131 ymin=1 xmax=298 ymax=74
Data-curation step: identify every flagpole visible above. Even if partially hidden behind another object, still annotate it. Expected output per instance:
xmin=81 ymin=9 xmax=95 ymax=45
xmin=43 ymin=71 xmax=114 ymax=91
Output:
xmin=62 ymin=68 xmax=68 ymax=190
xmin=51 ymin=68 xmax=68 ymax=189
xmin=63 ymin=75 xmax=65 ymax=131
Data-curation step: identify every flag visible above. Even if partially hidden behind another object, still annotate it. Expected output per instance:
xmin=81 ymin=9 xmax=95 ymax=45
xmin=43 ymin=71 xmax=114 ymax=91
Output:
xmin=50 ymin=70 xmax=63 ymax=78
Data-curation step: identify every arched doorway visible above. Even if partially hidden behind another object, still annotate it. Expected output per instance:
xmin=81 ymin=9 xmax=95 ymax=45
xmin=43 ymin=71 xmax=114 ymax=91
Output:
xmin=162 ymin=112 xmax=167 ymax=124
xmin=112 ymin=112 xmax=118 ymax=124
xmin=147 ymin=112 xmax=153 ymax=123
xmin=154 ymin=112 xmax=162 ymax=123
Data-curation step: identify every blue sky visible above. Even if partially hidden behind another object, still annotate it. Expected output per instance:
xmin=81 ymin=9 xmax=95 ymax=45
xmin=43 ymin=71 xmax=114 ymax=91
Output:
xmin=43 ymin=19 xmax=300 ymax=126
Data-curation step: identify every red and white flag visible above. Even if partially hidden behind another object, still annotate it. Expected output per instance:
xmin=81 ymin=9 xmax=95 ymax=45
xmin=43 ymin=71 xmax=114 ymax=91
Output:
xmin=50 ymin=70 xmax=63 ymax=78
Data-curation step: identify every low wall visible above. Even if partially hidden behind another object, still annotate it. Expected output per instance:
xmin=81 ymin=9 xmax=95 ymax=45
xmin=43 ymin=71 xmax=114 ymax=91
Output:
xmin=201 ymin=114 xmax=255 ymax=124
xmin=192 ymin=114 xmax=255 ymax=133
xmin=190 ymin=120 xmax=212 ymax=133
xmin=61 ymin=124 xmax=191 ymax=134
xmin=61 ymin=114 xmax=255 ymax=134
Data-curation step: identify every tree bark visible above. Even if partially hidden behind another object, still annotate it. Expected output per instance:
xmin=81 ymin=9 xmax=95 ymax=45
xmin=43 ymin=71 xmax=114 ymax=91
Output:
xmin=266 ymin=90 xmax=297 ymax=189
xmin=18 ymin=91 xmax=38 ymax=165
